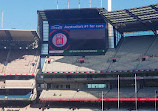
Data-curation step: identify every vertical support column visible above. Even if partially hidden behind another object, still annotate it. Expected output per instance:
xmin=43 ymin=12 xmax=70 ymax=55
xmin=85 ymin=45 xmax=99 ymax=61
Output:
xmin=102 ymin=91 xmax=104 ymax=111
xmin=107 ymin=0 xmax=114 ymax=48
xmin=118 ymin=75 xmax=120 ymax=110
xmin=113 ymin=28 xmax=116 ymax=48
xmin=135 ymin=74 xmax=138 ymax=111
xmin=44 ymin=82 xmax=47 ymax=90
xmin=155 ymin=90 xmax=157 ymax=111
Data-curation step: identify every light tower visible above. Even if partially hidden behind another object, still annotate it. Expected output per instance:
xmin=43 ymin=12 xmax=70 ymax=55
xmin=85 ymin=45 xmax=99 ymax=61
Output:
xmin=1 ymin=11 xmax=3 ymax=29
xmin=89 ymin=0 xmax=91 ymax=8
xmin=68 ymin=0 xmax=69 ymax=9
xmin=108 ymin=0 xmax=112 ymax=11
xmin=57 ymin=0 xmax=59 ymax=9
xmin=79 ymin=0 xmax=80 ymax=9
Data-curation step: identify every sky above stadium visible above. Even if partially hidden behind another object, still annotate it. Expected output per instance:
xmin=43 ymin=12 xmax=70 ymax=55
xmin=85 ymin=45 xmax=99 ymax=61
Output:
xmin=0 ymin=0 xmax=157 ymax=30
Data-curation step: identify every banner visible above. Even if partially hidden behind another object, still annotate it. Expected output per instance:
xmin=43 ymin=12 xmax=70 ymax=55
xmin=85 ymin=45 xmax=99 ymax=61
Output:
xmin=50 ymin=23 xmax=105 ymax=30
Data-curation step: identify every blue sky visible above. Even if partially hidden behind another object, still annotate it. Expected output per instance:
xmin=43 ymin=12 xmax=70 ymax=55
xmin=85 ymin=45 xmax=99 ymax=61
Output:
xmin=0 ymin=0 xmax=157 ymax=30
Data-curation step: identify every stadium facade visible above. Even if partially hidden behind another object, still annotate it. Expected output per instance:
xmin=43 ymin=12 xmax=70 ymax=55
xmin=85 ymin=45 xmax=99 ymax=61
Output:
xmin=0 ymin=3 xmax=158 ymax=110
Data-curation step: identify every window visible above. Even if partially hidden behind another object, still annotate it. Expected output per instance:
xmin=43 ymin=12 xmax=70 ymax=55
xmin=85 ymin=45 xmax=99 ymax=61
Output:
xmin=43 ymin=21 xmax=49 ymax=41
xmin=56 ymin=85 xmax=59 ymax=89
xmin=41 ymin=44 xmax=48 ymax=55
xmin=115 ymin=30 xmax=122 ymax=47
xmin=87 ymin=84 xmax=107 ymax=89
xmin=40 ymin=57 xmax=45 ymax=69
xmin=43 ymin=21 xmax=48 ymax=24
xmin=124 ymin=31 xmax=154 ymax=37
xmin=66 ymin=85 xmax=70 ymax=89
xmin=41 ymin=84 xmax=44 ymax=88
xmin=41 ymin=75 xmax=44 ymax=79
xmin=60 ymin=85 xmax=63 ymax=88
xmin=37 ymin=84 xmax=40 ymax=88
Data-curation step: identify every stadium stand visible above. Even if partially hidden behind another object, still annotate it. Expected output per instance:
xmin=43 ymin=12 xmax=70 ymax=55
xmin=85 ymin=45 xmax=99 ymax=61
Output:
xmin=40 ymin=89 xmax=111 ymax=100
xmin=41 ymin=88 xmax=155 ymax=101
xmin=0 ymin=3 xmax=158 ymax=111
xmin=137 ymin=37 xmax=158 ymax=69
xmin=4 ymin=50 xmax=39 ymax=74
xmin=146 ymin=37 xmax=158 ymax=55
xmin=3 ymin=80 xmax=35 ymax=89
xmin=0 ymin=30 xmax=39 ymax=102
xmin=42 ymin=35 xmax=158 ymax=73
xmin=42 ymin=50 xmax=115 ymax=72
xmin=138 ymin=87 xmax=158 ymax=98
xmin=0 ymin=50 xmax=8 ymax=73
xmin=109 ymin=35 xmax=156 ymax=71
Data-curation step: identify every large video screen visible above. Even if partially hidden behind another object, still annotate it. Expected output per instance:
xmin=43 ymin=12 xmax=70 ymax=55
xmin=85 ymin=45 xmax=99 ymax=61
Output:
xmin=49 ymin=23 xmax=107 ymax=55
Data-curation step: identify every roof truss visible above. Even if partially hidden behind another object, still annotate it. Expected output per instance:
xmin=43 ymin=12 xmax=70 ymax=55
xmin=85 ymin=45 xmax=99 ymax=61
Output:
xmin=100 ymin=4 xmax=158 ymax=33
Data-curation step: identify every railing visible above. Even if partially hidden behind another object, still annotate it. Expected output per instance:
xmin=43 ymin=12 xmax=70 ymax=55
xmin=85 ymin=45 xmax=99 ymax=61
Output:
xmin=42 ymin=76 xmax=158 ymax=82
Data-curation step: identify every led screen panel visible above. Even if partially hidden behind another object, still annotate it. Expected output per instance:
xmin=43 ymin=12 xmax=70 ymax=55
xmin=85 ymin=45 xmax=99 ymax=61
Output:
xmin=49 ymin=23 xmax=107 ymax=55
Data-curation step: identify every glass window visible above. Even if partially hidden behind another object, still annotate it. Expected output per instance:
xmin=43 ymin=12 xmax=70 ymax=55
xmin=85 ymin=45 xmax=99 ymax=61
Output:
xmin=43 ymin=27 xmax=49 ymax=31
xmin=43 ymin=32 xmax=48 ymax=36
xmin=88 ymin=84 xmax=91 ymax=88
xmin=43 ymin=36 xmax=48 ymax=41
xmin=43 ymin=21 xmax=48 ymax=24
xmin=41 ymin=44 xmax=48 ymax=55
xmin=41 ymin=75 xmax=43 ymax=79
xmin=91 ymin=84 xmax=97 ymax=88
xmin=43 ymin=30 xmax=49 ymax=41
xmin=115 ymin=30 xmax=122 ymax=46
xmin=43 ymin=21 xmax=49 ymax=41
xmin=40 ymin=57 xmax=45 ymax=69
xmin=87 ymin=84 xmax=107 ymax=89
xmin=124 ymin=31 xmax=154 ymax=37
xmin=66 ymin=85 xmax=70 ymax=89
xmin=60 ymin=85 xmax=63 ymax=88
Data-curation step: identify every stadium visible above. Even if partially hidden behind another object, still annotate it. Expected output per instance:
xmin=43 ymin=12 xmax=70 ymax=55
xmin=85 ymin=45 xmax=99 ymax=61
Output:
xmin=0 ymin=2 xmax=158 ymax=111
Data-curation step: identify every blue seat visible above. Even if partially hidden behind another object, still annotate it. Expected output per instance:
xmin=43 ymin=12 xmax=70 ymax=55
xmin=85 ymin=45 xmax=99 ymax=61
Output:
xmin=0 ymin=95 xmax=5 ymax=98
xmin=7 ymin=92 xmax=31 ymax=99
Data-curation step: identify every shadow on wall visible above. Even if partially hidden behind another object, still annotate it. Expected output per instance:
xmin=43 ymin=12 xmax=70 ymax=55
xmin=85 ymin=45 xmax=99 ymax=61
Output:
xmin=0 ymin=49 xmax=39 ymax=64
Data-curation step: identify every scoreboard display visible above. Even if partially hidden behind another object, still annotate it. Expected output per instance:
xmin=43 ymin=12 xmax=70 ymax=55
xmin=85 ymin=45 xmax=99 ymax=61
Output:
xmin=49 ymin=23 xmax=107 ymax=55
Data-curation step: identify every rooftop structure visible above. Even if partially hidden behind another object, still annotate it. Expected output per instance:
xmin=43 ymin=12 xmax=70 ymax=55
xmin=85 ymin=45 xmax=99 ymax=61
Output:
xmin=0 ymin=30 xmax=39 ymax=49
xmin=101 ymin=4 xmax=158 ymax=33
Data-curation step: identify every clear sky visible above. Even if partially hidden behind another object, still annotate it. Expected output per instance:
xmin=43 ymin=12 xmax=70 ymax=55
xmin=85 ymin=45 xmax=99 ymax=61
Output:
xmin=0 ymin=0 xmax=157 ymax=30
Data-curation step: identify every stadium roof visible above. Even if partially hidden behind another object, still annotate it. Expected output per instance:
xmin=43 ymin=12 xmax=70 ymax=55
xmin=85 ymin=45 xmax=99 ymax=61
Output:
xmin=37 ymin=8 xmax=105 ymax=24
xmin=100 ymin=4 xmax=158 ymax=33
xmin=0 ymin=30 xmax=39 ymax=41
